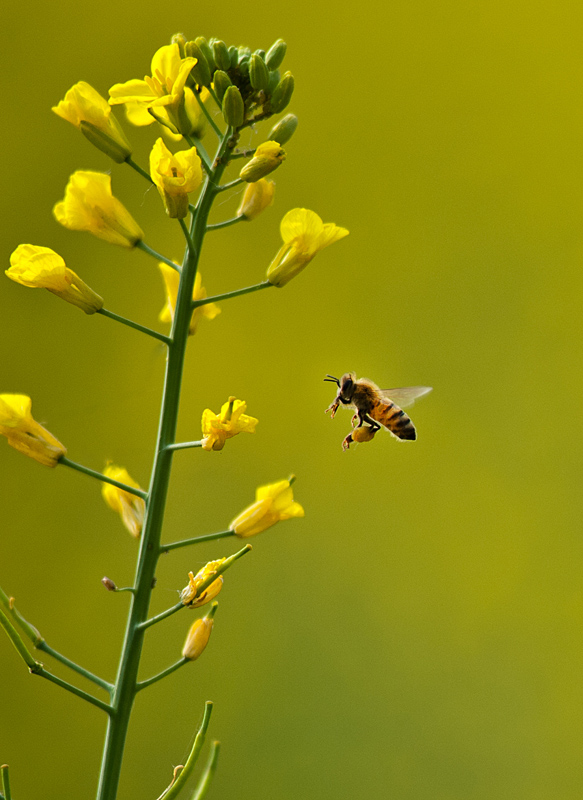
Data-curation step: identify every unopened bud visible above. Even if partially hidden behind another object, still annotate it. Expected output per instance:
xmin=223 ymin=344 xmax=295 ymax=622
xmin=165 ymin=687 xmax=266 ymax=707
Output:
xmin=195 ymin=37 xmax=216 ymax=73
xmin=228 ymin=45 xmax=239 ymax=69
xmin=238 ymin=45 xmax=252 ymax=63
xmin=222 ymin=85 xmax=245 ymax=128
xmin=239 ymin=141 xmax=285 ymax=182
xmin=212 ymin=40 xmax=231 ymax=71
xmin=249 ymin=54 xmax=270 ymax=92
xmin=267 ymin=113 xmax=298 ymax=145
xmin=213 ymin=70 xmax=232 ymax=103
xmin=270 ymin=72 xmax=294 ymax=113
xmin=102 ymin=577 xmax=117 ymax=591
xmin=266 ymin=39 xmax=287 ymax=71
xmin=79 ymin=120 xmax=132 ymax=164
xmin=237 ymin=179 xmax=275 ymax=220
xmin=171 ymin=33 xmax=187 ymax=57
xmin=182 ymin=604 xmax=217 ymax=660
xmin=267 ymin=70 xmax=280 ymax=95
xmin=185 ymin=41 xmax=211 ymax=87
xmin=238 ymin=58 xmax=250 ymax=78
xmin=254 ymin=48 xmax=266 ymax=59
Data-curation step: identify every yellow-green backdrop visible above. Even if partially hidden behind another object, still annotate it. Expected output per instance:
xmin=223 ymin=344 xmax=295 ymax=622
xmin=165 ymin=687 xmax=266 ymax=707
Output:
xmin=1 ymin=1 xmax=582 ymax=798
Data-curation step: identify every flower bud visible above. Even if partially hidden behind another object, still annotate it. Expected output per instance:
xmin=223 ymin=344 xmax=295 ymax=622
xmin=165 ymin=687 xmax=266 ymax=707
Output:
xmin=267 ymin=114 xmax=298 ymax=145
xmin=185 ymin=41 xmax=211 ymax=87
xmin=270 ymin=72 xmax=294 ymax=113
xmin=267 ymin=70 xmax=281 ymax=95
xmin=238 ymin=58 xmax=250 ymax=78
xmin=237 ymin=179 xmax=275 ymax=220
xmin=254 ymin=48 xmax=266 ymax=59
xmin=239 ymin=141 xmax=285 ymax=182
xmin=171 ymin=33 xmax=187 ymax=57
xmin=212 ymin=39 xmax=231 ymax=71
xmin=249 ymin=54 xmax=269 ymax=92
xmin=228 ymin=45 xmax=239 ymax=69
xmin=222 ymin=85 xmax=245 ymax=128
xmin=195 ymin=37 xmax=216 ymax=73
xmin=213 ymin=70 xmax=232 ymax=103
xmin=182 ymin=605 xmax=217 ymax=661
xmin=238 ymin=45 xmax=251 ymax=63
xmin=266 ymin=39 xmax=287 ymax=71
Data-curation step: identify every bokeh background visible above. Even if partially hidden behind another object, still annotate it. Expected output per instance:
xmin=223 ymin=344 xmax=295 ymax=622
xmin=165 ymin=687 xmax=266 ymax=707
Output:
xmin=1 ymin=1 xmax=583 ymax=798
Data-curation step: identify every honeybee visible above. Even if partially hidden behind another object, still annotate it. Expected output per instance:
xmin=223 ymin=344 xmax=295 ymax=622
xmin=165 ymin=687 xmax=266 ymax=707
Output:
xmin=324 ymin=373 xmax=432 ymax=445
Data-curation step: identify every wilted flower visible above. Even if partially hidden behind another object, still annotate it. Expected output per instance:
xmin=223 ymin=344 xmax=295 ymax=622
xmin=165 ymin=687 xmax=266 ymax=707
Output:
xmin=0 ymin=395 xmax=66 ymax=467
xmin=182 ymin=605 xmax=217 ymax=660
xmin=101 ymin=465 xmax=145 ymax=538
xmin=53 ymin=171 xmax=143 ymax=248
xmin=201 ymin=397 xmax=257 ymax=452
xmin=230 ymin=477 xmax=304 ymax=538
xmin=158 ymin=264 xmax=220 ymax=335
xmin=180 ymin=560 xmax=225 ymax=608
xmin=7 ymin=245 xmax=103 ymax=314
xmin=266 ymin=208 xmax=349 ymax=287
xmin=52 ymin=81 xmax=132 ymax=162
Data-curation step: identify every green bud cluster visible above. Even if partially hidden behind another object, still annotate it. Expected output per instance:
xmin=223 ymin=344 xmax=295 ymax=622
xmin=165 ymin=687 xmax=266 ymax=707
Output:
xmin=182 ymin=35 xmax=296 ymax=132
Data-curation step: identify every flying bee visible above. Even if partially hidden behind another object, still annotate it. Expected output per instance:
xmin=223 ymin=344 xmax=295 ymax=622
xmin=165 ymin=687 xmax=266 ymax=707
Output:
xmin=324 ymin=373 xmax=432 ymax=444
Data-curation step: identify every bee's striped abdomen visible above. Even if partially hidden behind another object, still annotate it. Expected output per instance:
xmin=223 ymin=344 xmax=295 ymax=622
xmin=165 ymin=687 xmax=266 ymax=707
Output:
xmin=371 ymin=402 xmax=417 ymax=441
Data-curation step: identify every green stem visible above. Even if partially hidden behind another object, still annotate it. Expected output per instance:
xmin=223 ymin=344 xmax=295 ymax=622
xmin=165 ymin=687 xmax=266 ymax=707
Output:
xmin=95 ymin=131 xmax=231 ymax=800
xmin=37 ymin=641 xmax=112 ymax=693
xmin=216 ymin=178 xmax=243 ymax=193
xmin=190 ymin=740 xmax=220 ymax=800
xmin=156 ymin=702 xmax=213 ymax=800
xmin=138 ymin=602 xmax=183 ymax=631
xmin=192 ymin=88 xmax=222 ymax=137
xmin=164 ymin=440 xmax=203 ymax=452
xmin=192 ymin=281 xmax=273 ymax=308
xmin=34 ymin=665 xmax=112 ymax=714
xmin=179 ymin=218 xmax=197 ymax=258
xmin=0 ymin=607 xmax=37 ymax=669
xmin=1 ymin=765 xmax=12 ymax=800
xmin=136 ymin=241 xmax=181 ymax=272
xmin=162 ymin=530 xmax=234 ymax=553
xmin=125 ymin=157 xmax=154 ymax=184
xmin=0 ymin=586 xmax=42 ymax=644
xmin=206 ymin=215 xmax=244 ymax=231
xmin=59 ymin=457 xmax=148 ymax=501
xmin=184 ymin=135 xmax=212 ymax=175
xmin=135 ymin=657 xmax=188 ymax=692
xmin=97 ymin=308 xmax=171 ymax=345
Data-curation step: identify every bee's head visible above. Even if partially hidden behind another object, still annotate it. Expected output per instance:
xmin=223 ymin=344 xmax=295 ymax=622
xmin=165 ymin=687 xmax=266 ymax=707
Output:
xmin=339 ymin=372 xmax=356 ymax=402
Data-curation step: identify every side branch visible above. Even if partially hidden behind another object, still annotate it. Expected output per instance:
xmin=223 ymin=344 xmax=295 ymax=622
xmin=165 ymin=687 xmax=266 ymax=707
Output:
xmin=162 ymin=530 xmax=234 ymax=552
xmin=192 ymin=281 xmax=273 ymax=308
xmin=206 ymin=215 xmax=244 ymax=232
xmin=135 ymin=657 xmax=189 ymax=692
xmin=59 ymin=457 xmax=148 ymax=500
xmin=97 ymin=308 xmax=171 ymax=345
xmin=136 ymin=241 xmax=181 ymax=273
xmin=164 ymin=440 xmax=203 ymax=452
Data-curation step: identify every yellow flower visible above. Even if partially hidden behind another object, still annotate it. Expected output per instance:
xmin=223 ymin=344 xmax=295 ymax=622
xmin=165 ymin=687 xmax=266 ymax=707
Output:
xmin=53 ymin=171 xmax=143 ymax=248
xmin=149 ymin=138 xmax=203 ymax=219
xmin=239 ymin=141 xmax=285 ymax=182
xmin=109 ymin=44 xmax=196 ymax=131
xmin=267 ymin=208 xmax=349 ymax=287
xmin=101 ymin=465 xmax=145 ymax=538
xmin=7 ymin=245 xmax=103 ymax=314
xmin=201 ymin=397 xmax=257 ymax=452
xmin=237 ymin=179 xmax=275 ymax=221
xmin=229 ymin=477 xmax=304 ymax=538
xmin=0 ymin=395 xmax=66 ymax=468
xmin=158 ymin=264 xmax=220 ymax=335
xmin=180 ymin=560 xmax=225 ymax=608
xmin=182 ymin=611 xmax=215 ymax=661
xmin=52 ymin=81 xmax=132 ymax=163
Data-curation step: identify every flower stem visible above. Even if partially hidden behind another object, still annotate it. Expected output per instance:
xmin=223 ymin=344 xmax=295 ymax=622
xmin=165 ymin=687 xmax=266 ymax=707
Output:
xmin=216 ymin=178 xmax=243 ymax=193
xmin=155 ymin=702 xmax=213 ymax=800
xmin=138 ymin=602 xmax=183 ymax=631
xmin=97 ymin=308 xmax=171 ymax=345
xmin=1 ymin=764 xmax=12 ymax=800
xmin=164 ymin=440 xmax=203 ymax=452
xmin=33 ymin=664 xmax=112 ymax=714
xmin=59 ymin=457 xmax=148 ymax=501
xmin=178 ymin=218 xmax=197 ymax=259
xmin=161 ymin=530 xmax=234 ymax=553
xmin=37 ymin=641 xmax=112 ymax=693
xmin=184 ymin=135 xmax=212 ymax=176
xmin=206 ymin=215 xmax=244 ymax=231
xmin=125 ymin=157 xmax=153 ymax=184
xmin=136 ymin=241 xmax=180 ymax=272
xmin=95 ymin=130 xmax=232 ymax=800
xmin=135 ymin=657 xmax=188 ymax=692
xmin=192 ymin=88 xmax=222 ymax=138
xmin=191 ymin=740 xmax=220 ymax=800
xmin=192 ymin=281 xmax=273 ymax=308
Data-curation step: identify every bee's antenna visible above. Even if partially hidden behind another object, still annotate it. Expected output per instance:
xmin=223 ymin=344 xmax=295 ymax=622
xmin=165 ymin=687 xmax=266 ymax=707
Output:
xmin=324 ymin=374 xmax=340 ymax=386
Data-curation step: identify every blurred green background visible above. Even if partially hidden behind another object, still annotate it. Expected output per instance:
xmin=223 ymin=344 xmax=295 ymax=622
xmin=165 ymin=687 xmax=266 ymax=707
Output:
xmin=1 ymin=1 xmax=583 ymax=798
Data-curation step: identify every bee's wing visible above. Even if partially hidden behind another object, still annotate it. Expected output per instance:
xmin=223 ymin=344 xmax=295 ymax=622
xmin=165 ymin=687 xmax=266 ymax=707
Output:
xmin=380 ymin=386 xmax=432 ymax=408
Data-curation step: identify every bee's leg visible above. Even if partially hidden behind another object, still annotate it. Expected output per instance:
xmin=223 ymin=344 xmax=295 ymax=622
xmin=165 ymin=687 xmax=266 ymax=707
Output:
xmin=351 ymin=413 xmax=359 ymax=428
xmin=360 ymin=412 xmax=381 ymax=434
xmin=325 ymin=399 xmax=340 ymax=418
